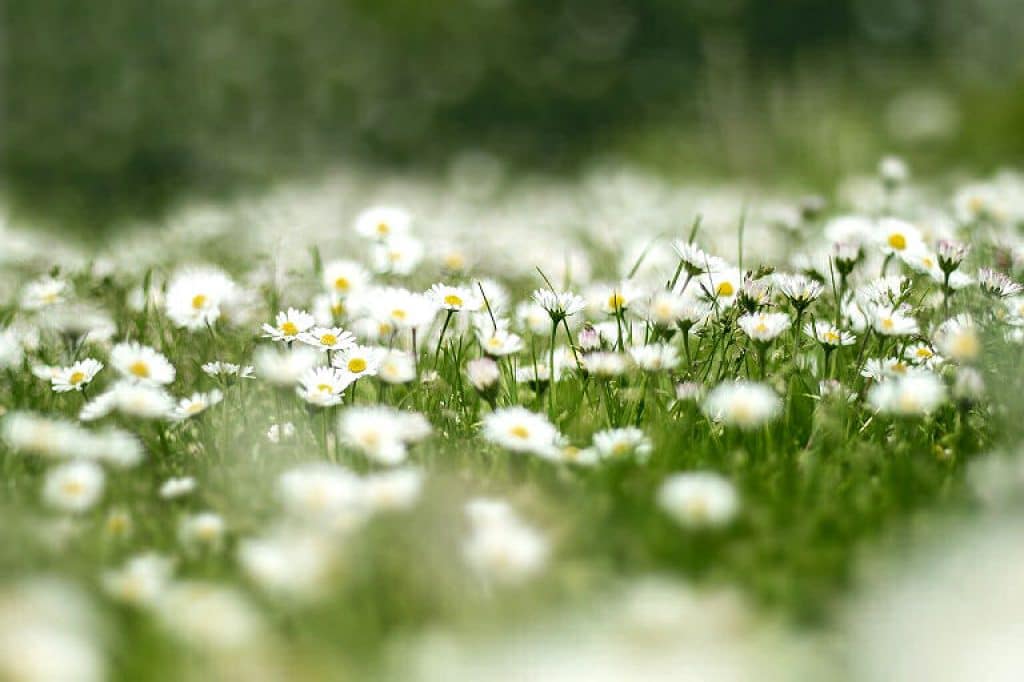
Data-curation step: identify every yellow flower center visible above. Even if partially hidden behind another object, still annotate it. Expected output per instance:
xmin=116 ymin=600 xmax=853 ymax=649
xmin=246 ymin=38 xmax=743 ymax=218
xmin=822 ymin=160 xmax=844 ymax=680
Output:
xmin=191 ymin=294 xmax=207 ymax=310
xmin=915 ymin=347 xmax=932 ymax=358
xmin=280 ymin=321 xmax=299 ymax=336
xmin=824 ymin=331 xmax=840 ymax=343
xmin=391 ymin=309 xmax=407 ymax=321
xmin=376 ymin=222 xmax=390 ymax=236
xmin=388 ymin=251 xmax=402 ymax=263
xmin=186 ymin=402 xmax=205 ymax=415
xmin=317 ymin=383 xmax=333 ymax=393
xmin=487 ymin=337 xmax=502 ymax=349
xmin=347 ymin=358 xmax=367 ymax=373
xmin=331 ymin=302 xmax=344 ymax=316
xmin=716 ymin=281 xmax=734 ymax=297
xmin=129 ymin=361 xmax=150 ymax=378
xmin=334 ymin=277 xmax=350 ymax=292
xmin=608 ymin=293 xmax=626 ymax=310
xmin=887 ymin=233 xmax=907 ymax=250
xmin=509 ymin=425 xmax=530 ymax=439
xmin=444 ymin=294 xmax=464 ymax=307
xmin=69 ymin=371 xmax=86 ymax=384
xmin=320 ymin=333 xmax=338 ymax=346
xmin=755 ymin=322 xmax=768 ymax=333
xmin=444 ymin=253 xmax=465 ymax=270
xmin=62 ymin=480 xmax=85 ymax=496
xmin=881 ymin=318 xmax=895 ymax=330
xmin=612 ymin=442 xmax=631 ymax=456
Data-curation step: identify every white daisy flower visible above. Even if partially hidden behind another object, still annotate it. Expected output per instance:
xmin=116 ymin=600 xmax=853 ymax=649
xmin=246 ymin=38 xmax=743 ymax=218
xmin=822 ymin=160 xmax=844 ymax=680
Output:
xmin=164 ymin=267 xmax=237 ymax=330
xmin=978 ymin=268 xmax=1023 ymax=298
xmin=658 ymin=472 xmax=739 ymax=528
xmin=201 ymin=361 xmax=254 ymax=379
xmin=81 ymin=381 xmax=175 ymax=421
xmin=297 ymin=326 xmax=356 ymax=352
xmin=583 ymin=351 xmax=631 ymax=377
xmin=591 ymin=427 xmax=652 ymax=461
xmin=703 ymin=381 xmax=782 ymax=430
xmin=277 ymin=463 xmax=365 ymax=529
xmin=42 ymin=460 xmax=104 ymax=514
xmin=20 ymin=276 xmax=68 ymax=310
xmin=159 ymin=476 xmax=196 ymax=500
xmin=172 ymin=390 xmax=223 ymax=420
xmin=427 ymin=283 xmax=482 ymax=312
xmin=868 ymin=370 xmax=947 ymax=416
xmin=361 ymin=468 xmax=424 ymax=512
xmin=178 ymin=512 xmax=226 ymax=552
xmin=371 ymin=234 xmax=424 ymax=276
xmin=774 ymin=273 xmax=824 ymax=310
xmin=354 ymin=205 xmax=411 ymax=239
xmin=321 ymin=259 xmax=369 ymax=296
xmin=50 ymin=359 xmax=104 ymax=393
xmin=804 ymin=321 xmax=856 ymax=348
xmin=366 ymin=287 xmax=438 ymax=332
xmin=628 ymin=343 xmax=680 ymax=371
xmin=296 ymin=367 xmax=353 ymax=407
xmin=869 ymin=305 xmax=919 ymax=336
xmin=377 ymin=350 xmax=417 ymax=384
xmin=463 ymin=499 xmax=549 ymax=585
xmin=262 ymin=308 xmax=315 ymax=342
xmin=482 ymin=407 xmax=561 ymax=458
xmin=110 ymin=341 xmax=176 ymax=385
xmin=671 ymin=241 xmax=730 ymax=275
xmin=696 ymin=268 xmax=743 ymax=308
xmin=102 ymin=553 xmax=175 ymax=606
xmin=477 ymin=328 xmax=523 ymax=357
xmin=933 ymin=314 xmax=981 ymax=363
xmin=331 ymin=344 xmax=385 ymax=380
xmin=254 ymin=345 xmax=320 ymax=386
xmin=877 ymin=217 xmax=924 ymax=255
xmin=738 ymin=312 xmax=791 ymax=343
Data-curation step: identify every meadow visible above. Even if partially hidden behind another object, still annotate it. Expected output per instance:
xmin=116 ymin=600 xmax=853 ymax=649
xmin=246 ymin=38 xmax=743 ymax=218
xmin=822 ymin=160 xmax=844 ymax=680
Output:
xmin=1 ymin=159 xmax=1023 ymax=680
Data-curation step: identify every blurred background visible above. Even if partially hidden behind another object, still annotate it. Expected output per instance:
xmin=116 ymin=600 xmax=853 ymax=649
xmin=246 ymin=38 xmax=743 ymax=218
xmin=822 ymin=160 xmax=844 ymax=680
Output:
xmin=3 ymin=0 xmax=1024 ymax=232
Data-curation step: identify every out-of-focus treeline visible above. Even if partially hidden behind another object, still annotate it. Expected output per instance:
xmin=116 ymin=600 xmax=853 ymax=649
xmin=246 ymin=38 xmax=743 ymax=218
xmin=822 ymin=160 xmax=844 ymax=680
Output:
xmin=2 ymin=0 xmax=1023 ymax=231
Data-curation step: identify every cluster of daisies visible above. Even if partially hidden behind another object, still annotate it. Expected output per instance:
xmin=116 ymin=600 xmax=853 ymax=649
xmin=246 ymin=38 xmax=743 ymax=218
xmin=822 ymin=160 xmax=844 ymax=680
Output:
xmin=0 ymin=159 xmax=1021 ymax=679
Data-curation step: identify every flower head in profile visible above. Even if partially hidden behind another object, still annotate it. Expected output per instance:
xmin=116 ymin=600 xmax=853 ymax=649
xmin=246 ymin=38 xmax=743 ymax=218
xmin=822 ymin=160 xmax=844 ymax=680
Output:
xmin=978 ymin=268 xmax=1023 ymax=298
xmin=774 ymin=273 xmax=824 ymax=311
xmin=532 ymin=288 xmax=585 ymax=323
xmin=591 ymin=427 xmax=652 ymax=462
xmin=201 ymin=361 xmax=254 ymax=379
xmin=672 ymin=241 xmax=729 ymax=276
xmin=110 ymin=342 xmax=176 ymax=385
xmin=262 ymin=308 xmax=315 ymax=342
xmin=477 ymin=328 xmax=523 ymax=357
xmin=628 ymin=343 xmax=680 ymax=371
xmin=703 ymin=381 xmax=782 ymax=430
xmin=51 ymin=359 xmax=104 ymax=393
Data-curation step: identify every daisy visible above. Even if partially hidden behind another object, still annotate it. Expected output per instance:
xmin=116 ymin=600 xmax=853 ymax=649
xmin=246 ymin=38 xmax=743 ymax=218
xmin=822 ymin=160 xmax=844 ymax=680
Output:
xmin=868 ymin=370 xmax=947 ymax=416
xmin=31 ymin=364 xmax=61 ymax=381
xmin=905 ymin=343 xmax=941 ymax=367
xmin=737 ymin=276 xmax=773 ymax=312
xmin=597 ymin=280 xmax=645 ymax=315
xmin=82 ymin=382 xmax=175 ymax=421
xmin=583 ymin=351 xmax=631 ymax=377
xmin=877 ymin=217 xmax=924 ymax=255
xmin=160 ymin=476 xmax=196 ymax=500
xmin=477 ymin=328 xmax=523 ymax=357
xmin=321 ymin=259 xmax=369 ymax=297
xmin=978 ymin=268 xmax=1023 ymax=298
xmin=640 ymin=290 xmax=690 ymax=327
xmin=296 ymin=367 xmax=353 ymax=407
xmin=354 ymin=205 xmax=411 ymax=240
xmin=337 ymin=407 xmax=430 ymax=465
xmin=179 ymin=512 xmax=226 ymax=552
xmin=738 ymin=312 xmax=791 ymax=343
xmin=20 ymin=276 xmax=68 ymax=310
xmin=377 ymin=350 xmax=417 ymax=384
xmin=463 ymin=500 xmax=549 ymax=585
xmin=312 ymin=292 xmax=346 ymax=326
xmin=172 ymin=390 xmax=223 ymax=421
xmin=696 ymin=268 xmax=743 ymax=308
xmin=870 ymin=305 xmax=919 ymax=336
xmin=50 ymin=359 xmax=103 ymax=393
xmin=427 ymin=283 xmax=482 ymax=313
xmin=110 ymin=341 xmax=176 ymax=385
xmin=262 ymin=308 xmax=315 ymax=342
xmin=277 ymin=463 xmax=364 ymax=528
xmin=103 ymin=553 xmax=174 ymax=606
xmin=361 ymin=468 xmax=424 ymax=512
xmin=467 ymin=357 xmax=500 ymax=392
xmin=591 ymin=427 xmax=652 ymax=461
xmin=933 ymin=315 xmax=980 ymax=363
xmin=628 ymin=343 xmax=680 ymax=371
xmin=774 ymin=273 xmax=824 ymax=311
xmin=201 ymin=361 xmax=254 ymax=379
xmin=42 ymin=460 xmax=104 ymax=513
xmin=482 ymin=407 xmax=561 ymax=458
xmin=861 ymin=357 xmax=910 ymax=380
xmin=164 ymin=267 xmax=236 ymax=330
xmin=254 ymin=345 xmax=320 ymax=386
xmin=368 ymin=287 xmax=438 ymax=332
xmin=332 ymin=344 xmax=385 ymax=380
xmin=937 ymin=240 xmax=970 ymax=274
xmin=703 ymin=381 xmax=782 ymax=430
xmin=671 ymin=241 xmax=730 ymax=275
xmin=658 ymin=472 xmax=739 ymax=528
xmin=371 ymin=234 xmax=424 ymax=276
xmin=804 ymin=321 xmax=856 ymax=348
xmin=532 ymin=288 xmax=586 ymax=322
xmin=297 ymin=326 xmax=356 ymax=352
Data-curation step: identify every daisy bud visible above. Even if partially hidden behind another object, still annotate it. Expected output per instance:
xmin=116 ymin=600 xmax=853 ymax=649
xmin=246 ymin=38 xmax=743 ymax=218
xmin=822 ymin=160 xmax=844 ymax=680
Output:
xmin=832 ymin=242 xmax=861 ymax=276
xmin=467 ymin=357 xmax=500 ymax=393
xmin=937 ymin=240 xmax=969 ymax=275
xmin=578 ymin=324 xmax=601 ymax=352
